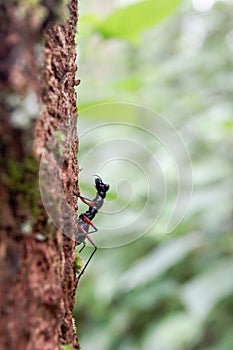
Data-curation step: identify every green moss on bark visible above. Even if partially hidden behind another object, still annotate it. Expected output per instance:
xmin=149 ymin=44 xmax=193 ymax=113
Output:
xmin=4 ymin=155 xmax=41 ymax=219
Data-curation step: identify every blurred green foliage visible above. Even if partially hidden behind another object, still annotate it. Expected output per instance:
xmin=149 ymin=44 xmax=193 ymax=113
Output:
xmin=96 ymin=0 xmax=182 ymax=41
xmin=74 ymin=1 xmax=233 ymax=349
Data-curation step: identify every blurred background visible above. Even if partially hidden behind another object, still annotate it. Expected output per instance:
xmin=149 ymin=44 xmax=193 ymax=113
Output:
xmin=73 ymin=1 xmax=233 ymax=349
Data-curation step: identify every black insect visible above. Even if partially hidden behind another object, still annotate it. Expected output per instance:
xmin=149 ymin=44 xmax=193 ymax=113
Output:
xmin=76 ymin=175 xmax=110 ymax=285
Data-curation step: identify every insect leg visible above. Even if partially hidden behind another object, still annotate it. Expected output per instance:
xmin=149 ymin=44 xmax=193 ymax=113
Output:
xmin=82 ymin=215 xmax=98 ymax=234
xmin=79 ymin=241 xmax=86 ymax=253
xmin=76 ymin=226 xmax=97 ymax=286
xmin=78 ymin=195 xmax=95 ymax=207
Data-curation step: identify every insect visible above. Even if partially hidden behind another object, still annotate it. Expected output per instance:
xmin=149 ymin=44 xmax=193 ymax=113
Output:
xmin=76 ymin=175 xmax=110 ymax=285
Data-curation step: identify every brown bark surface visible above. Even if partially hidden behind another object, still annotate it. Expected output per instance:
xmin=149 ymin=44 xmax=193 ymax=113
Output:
xmin=0 ymin=1 xmax=80 ymax=349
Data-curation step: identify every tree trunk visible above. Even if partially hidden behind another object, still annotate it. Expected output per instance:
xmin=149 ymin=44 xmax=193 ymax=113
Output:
xmin=0 ymin=1 xmax=79 ymax=349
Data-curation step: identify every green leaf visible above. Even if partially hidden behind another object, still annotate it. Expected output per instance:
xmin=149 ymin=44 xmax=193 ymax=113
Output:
xmin=119 ymin=232 xmax=204 ymax=290
xmin=79 ymin=102 xmax=140 ymax=123
xmin=206 ymin=333 xmax=233 ymax=350
xmin=115 ymin=76 xmax=141 ymax=91
xmin=78 ymin=99 xmax=117 ymax=112
xmin=97 ymin=0 xmax=182 ymax=40
xmin=180 ymin=259 xmax=233 ymax=320
xmin=223 ymin=120 xmax=233 ymax=130
xmin=142 ymin=312 xmax=201 ymax=350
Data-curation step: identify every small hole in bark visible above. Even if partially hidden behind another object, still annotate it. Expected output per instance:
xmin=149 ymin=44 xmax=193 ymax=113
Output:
xmin=63 ymin=159 xmax=68 ymax=169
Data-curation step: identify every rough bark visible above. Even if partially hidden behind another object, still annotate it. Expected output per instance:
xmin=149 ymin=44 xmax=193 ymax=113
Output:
xmin=0 ymin=1 xmax=79 ymax=349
